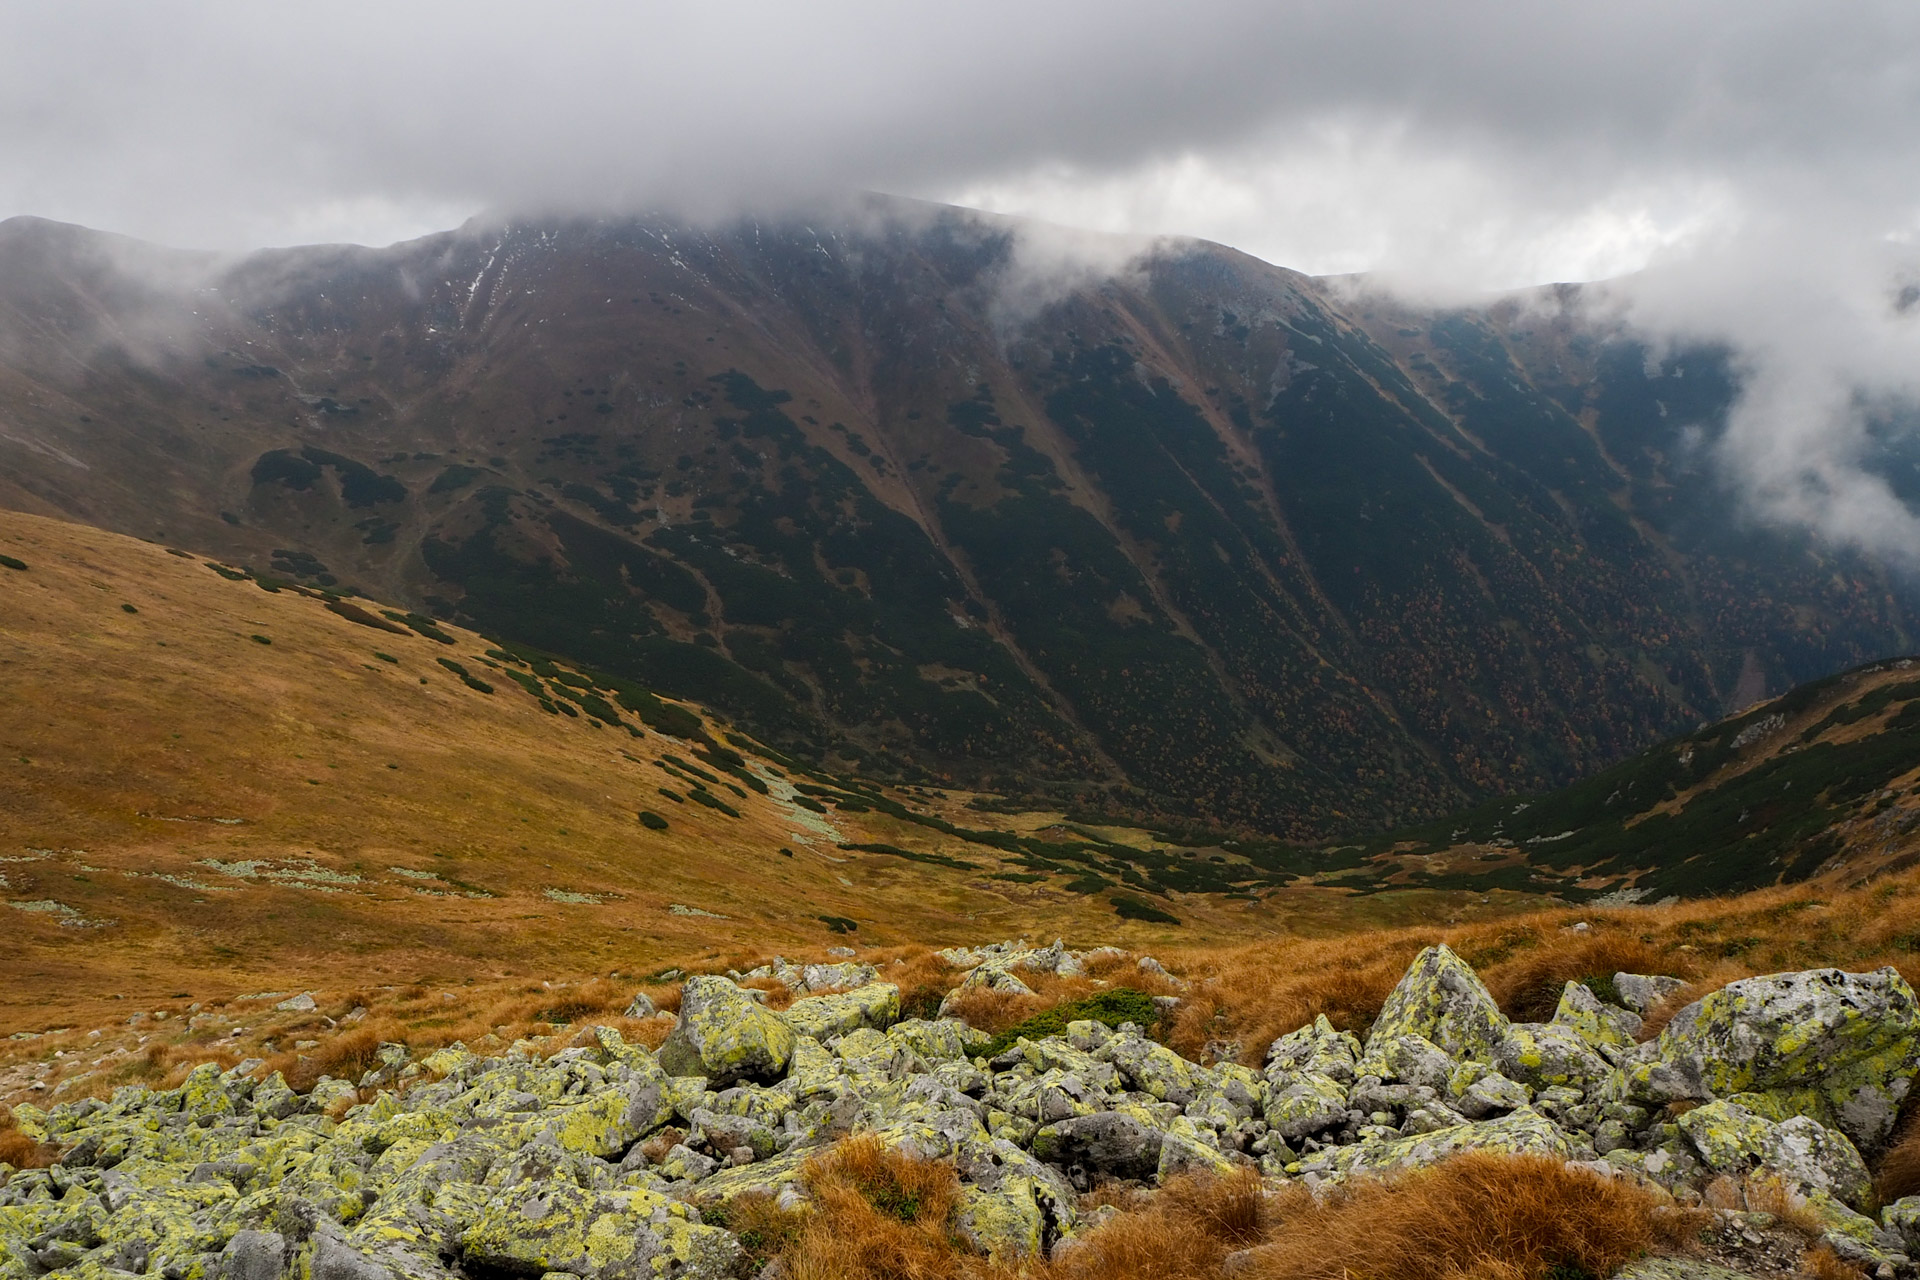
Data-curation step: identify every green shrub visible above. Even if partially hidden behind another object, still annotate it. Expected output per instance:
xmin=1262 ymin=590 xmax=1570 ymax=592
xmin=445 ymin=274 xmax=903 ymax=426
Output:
xmin=250 ymin=634 xmax=272 ymax=645
xmin=0 ymin=555 xmax=26 ymax=571
xmin=207 ymin=563 xmax=250 ymax=581
xmin=819 ymin=915 xmax=858 ymax=934
xmin=374 ymin=652 xmax=399 ymax=664
xmin=120 ymin=603 xmax=138 ymax=614
xmin=1112 ymin=894 xmax=1180 ymax=925
xmin=982 ymin=987 xmax=1162 ymax=1058
xmin=638 ymin=810 xmax=669 ymax=831
xmin=689 ymin=789 xmax=741 ymax=818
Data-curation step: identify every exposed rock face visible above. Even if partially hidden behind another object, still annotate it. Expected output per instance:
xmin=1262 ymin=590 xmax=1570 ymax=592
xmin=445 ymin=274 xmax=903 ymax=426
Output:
xmin=1622 ymin=966 xmax=1920 ymax=1149
xmin=656 ymin=976 xmax=798 ymax=1086
xmin=3 ymin=947 xmax=1916 ymax=1278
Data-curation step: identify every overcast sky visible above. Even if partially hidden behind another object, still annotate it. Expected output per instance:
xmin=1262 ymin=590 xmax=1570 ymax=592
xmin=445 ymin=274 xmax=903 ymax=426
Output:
xmin=5 ymin=0 xmax=1920 ymax=554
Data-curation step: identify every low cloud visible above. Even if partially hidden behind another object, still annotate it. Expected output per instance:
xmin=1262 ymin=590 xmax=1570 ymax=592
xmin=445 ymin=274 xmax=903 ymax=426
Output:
xmin=3 ymin=1 xmax=1919 ymax=557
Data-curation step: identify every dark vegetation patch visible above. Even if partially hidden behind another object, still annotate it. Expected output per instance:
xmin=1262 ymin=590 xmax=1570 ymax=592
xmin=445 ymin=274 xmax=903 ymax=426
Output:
xmin=981 ymin=987 xmax=1164 ymax=1058
xmin=637 ymin=810 xmax=669 ymax=831
xmin=0 ymin=555 xmax=26 ymax=571
xmin=326 ymin=600 xmax=409 ymax=634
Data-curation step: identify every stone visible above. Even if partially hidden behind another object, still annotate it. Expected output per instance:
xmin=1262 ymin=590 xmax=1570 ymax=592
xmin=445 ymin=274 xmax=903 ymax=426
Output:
xmin=782 ymin=983 xmax=900 ymax=1041
xmin=1885 ymin=1196 xmax=1920 ymax=1255
xmin=461 ymin=1182 xmax=742 ymax=1280
xmin=276 ymin=993 xmax=318 ymax=1013
xmin=1030 ymin=1111 xmax=1166 ymax=1181
xmin=1267 ymin=1015 xmax=1364 ymax=1085
xmin=217 ymin=1230 xmax=285 ymax=1280
xmin=1263 ymin=1072 xmax=1350 ymax=1141
xmin=1493 ymin=1022 xmax=1612 ymax=1093
xmin=1552 ymin=981 xmax=1643 ymax=1058
xmin=1625 ymin=967 xmax=1920 ymax=1149
xmin=1676 ymin=1100 xmax=1872 ymax=1209
xmin=1614 ymin=973 xmax=1688 ymax=1014
xmin=1358 ymin=1033 xmax=1454 ymax=1092
xmin=1365 ymin=945 xmax=1510 ymax=1066
xmin=623 ymin=992 xmax=656 ymax=1019
xmin=1098 ymin=1032 xmax=1201 ymax=1105
xmin=657 ymin=977 xmax=797 ymax=1087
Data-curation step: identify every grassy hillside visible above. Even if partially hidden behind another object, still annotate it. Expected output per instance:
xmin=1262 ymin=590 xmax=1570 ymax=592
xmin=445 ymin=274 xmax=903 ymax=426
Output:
xmin=1 ymin=510 xmax=1557 ymax=1035
xmin=1348 ymin=655 xmax=1920 ymax=900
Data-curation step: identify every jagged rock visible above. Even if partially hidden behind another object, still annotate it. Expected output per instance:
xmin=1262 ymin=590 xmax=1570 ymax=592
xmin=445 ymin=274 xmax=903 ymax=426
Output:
xmin=1613 ymin=1261 xmax=1754 ymax=1280
xmin=1676 ymin=1099 xmax=1872 ymax=1208
xmin=1358 ymin=1033 xmax=1454 ymax=1092
xmin=1267 ymin=1015 xmax=1364 ymax=1084
xmin=461 ymin=1182 xmax=741 ymax=1279
xmin=1365 ymin=945 xmax=1510 ymax=1066
xmin=1553 ymin=982 xmax=1642 ymax=1059
xmin=657 ymin=977 xmax=797 ymax=1087
xmin=623 ymin=992 xmax=657 ymax=1019
xmin=1263 ymin=1072 xmax=1350 ymax=1141
xmin=782 ymin=983 xmax=900 ymax=1041
xmin=1624 ymin=966 xmax=1920 ymax=1149
xmin=1296 ymin=1106 xmax=1572 ymax=1179
xmin=1098 ymin=1031 xmax=1201 ymax=1105
xmin=1031 ymin=1111 xmax=1166 ymax=1181
xmin=1447 ymin=1064 xmax=1531 ymax=1119
xmin=1614 ymin=973 xmax=1688 ymax=1014
xmin=1885 ymin=1196 xmax=1920 ymax=1255
xmin=1493 ymin=1022 xmax=1612 ymax=1093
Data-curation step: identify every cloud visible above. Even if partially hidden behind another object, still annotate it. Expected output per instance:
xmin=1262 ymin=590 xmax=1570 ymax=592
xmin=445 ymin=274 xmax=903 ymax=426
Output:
xmin=3 ymin=0 xmax=1919 ymax=555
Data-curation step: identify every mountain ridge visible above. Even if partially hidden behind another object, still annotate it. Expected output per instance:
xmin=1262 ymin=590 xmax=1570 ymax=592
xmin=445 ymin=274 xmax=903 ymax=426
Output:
xmin=1 ymin=202 xmax=1915 ymax=839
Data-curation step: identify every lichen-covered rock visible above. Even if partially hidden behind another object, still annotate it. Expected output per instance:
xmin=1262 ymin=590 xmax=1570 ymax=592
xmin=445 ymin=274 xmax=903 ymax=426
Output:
xmin=885 ymin=1019 xmax=977 ymax=1062
xmin=1297 ymin=1106 xmax=1572 ymax=1180
xmin=1885 ymin=1195 xmax=1920 ymax=1255
xmin=1266 ymin=1015 xmax=1363 ymax=1085
xmin=1676 ymin=1100 xmax=1872 ymax=1208
xmin=1625 ymin=966 xmax=1920 ymax=1149
xmin=1357 ymin=1033 xmax=1454 ymax=1092
xmin=1030 ymin=1111 xmax=1166 ymax=1181
xmin=461 ymin=1181 xmax=741 ymax=1279
xmin=1447 ymin=1064 xmax=1530 ymax=1119
xmin=1493 ymin=1022 xmax=1612 ymax=1093
xmin=1614 ymin=973 xmax=1687 ymax=1014
xmin=544 ymin=1068 xmax=674 ymax=1160
xmin=1098 ymin=1032 xmax=1201 ymax=1105
xmin=782 ymin=983 xmax=901 ymax=1042
xmin=1552 ymin=982 xmax=1642 ymax=1059
xmin=1263 ymin=1072 xmax=1349 ymax=1141
xmin=1365 ymin=945 xmax=1510 ymax=1067
xmin=657 ymin=977 xmax=797 ymax=1087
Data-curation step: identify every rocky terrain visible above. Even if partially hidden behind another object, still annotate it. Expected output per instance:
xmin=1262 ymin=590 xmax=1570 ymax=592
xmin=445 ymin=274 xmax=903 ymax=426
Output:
xmin=4 ymin=941 xmax=1916 ymax=1279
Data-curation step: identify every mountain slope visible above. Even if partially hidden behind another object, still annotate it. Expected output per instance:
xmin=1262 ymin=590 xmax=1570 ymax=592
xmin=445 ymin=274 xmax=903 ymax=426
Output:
xmin=1360 ymin=655 xmax=1920 ymax=900
xmin=7 ymin=509 xmax=1559 ymax=1023
xmin=0 ymin=204 xmax=1914 ymax=838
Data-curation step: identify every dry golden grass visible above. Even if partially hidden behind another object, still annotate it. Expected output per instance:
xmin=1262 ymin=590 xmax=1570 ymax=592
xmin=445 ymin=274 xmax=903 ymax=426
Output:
xmin=1877 ymin=1102 xmax=1920 ymax=1204
xmin=0 ymin=507 xmax=1315 ymax=1046
xmin=762 ymin=1143 xmax=1696 ymax=1280
xmin=786 ymin=1135 xmax=971 ymax=1280
xmin=1801 ymin=1244 xmax=1871 ymax=1280
xmin=0 ymin=1105 xmax=58 ymax=1169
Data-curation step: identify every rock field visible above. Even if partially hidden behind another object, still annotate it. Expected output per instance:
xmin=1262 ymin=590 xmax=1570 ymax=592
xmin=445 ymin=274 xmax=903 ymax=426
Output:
xmin=3 ymin=940 xmax=1918 ymax=1279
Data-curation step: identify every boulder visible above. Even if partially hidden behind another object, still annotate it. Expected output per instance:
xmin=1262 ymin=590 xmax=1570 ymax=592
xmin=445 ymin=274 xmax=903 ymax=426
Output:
xmin=1552 ymin=982 xmax=1642 ymax=1059
xmin=1267 ymin=1015 xmax=1363 ymax=1084
xmin=1614 ymin=973 xmax=1687 ymax=1014
xmin=1624 ymin=966 xmax=1920 ymax=1149
xmin=1364 ymin=945 xmax=1510 ymax=1067
xmin=1358 ymin=1033 xmax=1454 ymax=1092
xmin=1676 ymin=1099 xmax=1872 ymax=1209
xmin=1885 ymin=1195 xmax=1920 ymax=1255
xmin=782 ymin=983 xmax=900 ymax=1041
xmin=1030 ymin=1111 xmax=1166 ymax=1181
xmin=1263 ymin=1072 xmax=1350 ymax=1141
xmin=461 ymin=1182 xmax=741 ymax=1280
xmin=1299 ymin=1106 xmax=1573 ymax=1180
xmin=657 ymin=977 xmax=797 ymax=1087
xmin=1493 ymin=1022 xmax=1612 ymax=1093
xmin=544 ymin=1067 xmax=675 ymax=1160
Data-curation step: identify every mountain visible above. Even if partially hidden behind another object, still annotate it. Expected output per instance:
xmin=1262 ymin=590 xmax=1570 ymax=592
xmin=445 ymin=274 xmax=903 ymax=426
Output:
xmin=1 ymin=202 xmax=1915 ymax=840
xmin=1359 ymin=652 xmax=1920 ymax=901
